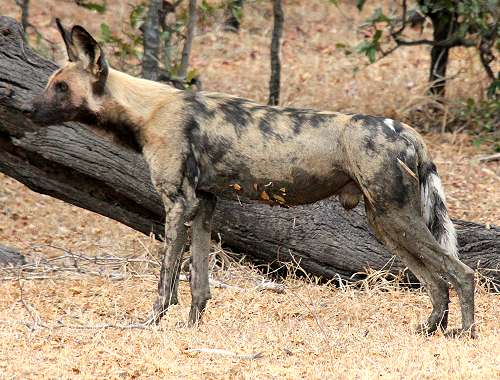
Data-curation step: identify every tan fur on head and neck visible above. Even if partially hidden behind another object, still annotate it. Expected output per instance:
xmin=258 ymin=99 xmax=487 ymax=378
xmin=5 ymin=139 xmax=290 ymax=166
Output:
xmin=98 ymin=68 xmax=181 ymax=130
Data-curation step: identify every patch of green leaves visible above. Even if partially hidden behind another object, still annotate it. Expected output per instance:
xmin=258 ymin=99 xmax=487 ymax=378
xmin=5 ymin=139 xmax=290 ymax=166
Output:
xmin=366 ymin=8 xmax=391 ymax=24
xmin=356 ymin=0 xmax=366 ymax=11
xmin=456 ymin=96 xmax=499 ymax=150
xmin=99 ymin=22 xmax=142 ymax=59
xmin=487 ymin=72 xmax=500 ymax=99
xmin=75 ymin=0 xmax=107 ymax=14
xmin=355 ymin=29 xmax=382 ymax=63
xmin=129 ymin=3 xmax=146 ymax=29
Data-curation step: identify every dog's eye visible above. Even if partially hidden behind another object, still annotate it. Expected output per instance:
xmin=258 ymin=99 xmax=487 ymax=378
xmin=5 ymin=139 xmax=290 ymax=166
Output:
xmin=55 ymin=81 xmax=68 ymax=93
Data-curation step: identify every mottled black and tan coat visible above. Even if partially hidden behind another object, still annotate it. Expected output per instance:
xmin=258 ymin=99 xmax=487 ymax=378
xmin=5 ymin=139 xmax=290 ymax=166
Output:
xmin=27 ymin=20 xmax=476 ymax=337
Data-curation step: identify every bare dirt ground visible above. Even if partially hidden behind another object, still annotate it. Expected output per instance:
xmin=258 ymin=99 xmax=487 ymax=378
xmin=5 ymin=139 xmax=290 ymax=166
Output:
xmin=0 ymin=0 xmax=499 ymax=378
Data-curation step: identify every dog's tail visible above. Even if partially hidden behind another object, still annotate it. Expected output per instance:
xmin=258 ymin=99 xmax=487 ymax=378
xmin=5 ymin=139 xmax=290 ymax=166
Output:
xmin=403 ymin=128 xmax=458 ymax=257
xmin=418 ymin=160 xmax=458 ymax=257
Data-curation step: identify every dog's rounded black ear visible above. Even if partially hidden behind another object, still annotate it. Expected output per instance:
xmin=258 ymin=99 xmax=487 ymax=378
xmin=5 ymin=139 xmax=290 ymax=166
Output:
xmin=55 ymin=18 xmax=78 ymax=62
xmin=70 ymin=25 xmax=108 ymax=93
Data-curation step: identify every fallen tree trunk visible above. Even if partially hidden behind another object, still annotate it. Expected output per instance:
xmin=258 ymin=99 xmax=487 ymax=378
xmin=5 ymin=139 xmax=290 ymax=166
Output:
xmin=0 ymin=245 xmax=26 ymax=267
xmin=0 ymin=17 xmax=498 ymax=285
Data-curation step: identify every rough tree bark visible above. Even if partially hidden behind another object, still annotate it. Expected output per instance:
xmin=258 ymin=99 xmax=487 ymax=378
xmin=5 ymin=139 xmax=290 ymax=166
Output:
xmin=0 ymin=17 xmax=498 ymax=285
xmin=427 ymin=6 xmax=456 ymax=97
xmin=268 ymin=0 xmax=284 ymax=106
xmin=15 ymin=0 xmax=30 ymax=43
xmin=178 ymin=0 xmax=197 ymax=80
xmin=142 ymin=0 xmax=163 ymax=80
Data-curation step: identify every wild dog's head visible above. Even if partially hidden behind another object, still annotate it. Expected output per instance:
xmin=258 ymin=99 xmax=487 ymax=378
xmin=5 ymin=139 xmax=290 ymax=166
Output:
xmin=27 ymin=19 xmax=108 ymax=125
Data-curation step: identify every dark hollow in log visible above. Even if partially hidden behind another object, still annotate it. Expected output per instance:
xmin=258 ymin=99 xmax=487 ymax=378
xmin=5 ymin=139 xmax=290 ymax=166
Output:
xmin=0 ymin=245 xmax=26 ymax=267
xmin=0 ymin=17 xmax=498 ymax=286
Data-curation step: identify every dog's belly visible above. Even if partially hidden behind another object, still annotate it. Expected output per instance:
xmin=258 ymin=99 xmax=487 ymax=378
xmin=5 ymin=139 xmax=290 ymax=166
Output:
xmin=198 ymin=168 xmax=352 ymax=206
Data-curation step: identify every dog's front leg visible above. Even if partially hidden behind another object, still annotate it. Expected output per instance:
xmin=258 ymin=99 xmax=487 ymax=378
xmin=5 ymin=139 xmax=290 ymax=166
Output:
xmin=188 ymin=192 xmax=217 ymax=326
xmin=146 ymin=192 xmax=191 ymax=325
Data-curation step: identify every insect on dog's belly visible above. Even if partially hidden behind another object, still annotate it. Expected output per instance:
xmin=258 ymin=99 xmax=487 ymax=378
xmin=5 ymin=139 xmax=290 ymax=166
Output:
xmin=198 ymin=167 xmax=352 ymax=206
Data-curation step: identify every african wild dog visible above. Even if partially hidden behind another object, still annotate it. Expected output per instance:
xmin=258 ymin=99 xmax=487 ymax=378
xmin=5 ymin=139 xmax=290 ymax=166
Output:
xmin=26 ymin=20 xmax=476 ymax=337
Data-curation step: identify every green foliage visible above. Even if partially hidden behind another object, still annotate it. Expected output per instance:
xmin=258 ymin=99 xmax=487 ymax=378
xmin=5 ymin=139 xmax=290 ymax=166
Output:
xmin=227 ymin=0 xmax=244 ymax=23
xmin=98 ymin=2 xmax=147 ymax=62
xmin=487 ymin=72 xmax=500 ymax=99
xmin=355 ymin=28 xmax=382 ymax=63
xmin=356 ymin=0 xmax=366 ymax=10
xmin=364 ymin=7 xmax=391 ymax=25
xmin=456 ymin=96 xmax=499 ymax=150
xmin=199 ymin=0 xmax=217 ymax=17
xmin=129 ymin=3 xmax=146 ymax=29
xmin=75 ymin=0 xmax=107 ymax=14
xmin=99 ymin=22 xmax=143 ymax=60
xmin=348 ymin=0 xmax=498 ymax=65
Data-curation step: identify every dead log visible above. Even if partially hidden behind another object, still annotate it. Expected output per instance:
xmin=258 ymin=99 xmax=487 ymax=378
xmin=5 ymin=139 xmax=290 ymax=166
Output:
xmin=0 ymin=16 xmax=498 ymax=285
xmin=0 ymin=245 xmax=26 ymax=267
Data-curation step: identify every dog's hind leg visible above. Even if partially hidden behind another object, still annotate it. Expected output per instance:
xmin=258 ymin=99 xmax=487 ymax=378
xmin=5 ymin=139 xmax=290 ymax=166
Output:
xmin=365 ymin=207 xmax=450 ymax=335
xmin=188 ymin=192 xmax=217 ymax=326
xmin=407 ymin=226 xmax=475 ymax=338
xmin=366 ymin=205 xmax=475 ymax=338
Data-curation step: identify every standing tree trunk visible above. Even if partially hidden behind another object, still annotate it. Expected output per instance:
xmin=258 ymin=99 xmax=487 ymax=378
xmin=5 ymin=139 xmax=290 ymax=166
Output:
xmin=420 ymin=2 xmax=457 ymax=97
xmin=142 ymin=0 xmax=163 ymax=80
xmin=178 ymin=0 xmax=197 ymax=80
xmin=0 ymin=16 xmax=499 ymax=286
xmin=268 ymin=0 xmax=284 ymax=106
xmin=15 ymin=0 xmax=30 ymax=43
xmin=159 ymin=2 xmax=177 ymax=78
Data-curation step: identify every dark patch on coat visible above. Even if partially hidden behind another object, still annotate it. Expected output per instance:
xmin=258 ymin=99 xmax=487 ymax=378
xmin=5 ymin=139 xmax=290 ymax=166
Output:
xmin=428 ymin=197 xmax=447 ymax=239
xmin=418 ymin=161 xmax=437 ymax=188
xmin=288 ymin=112 xmax=308 ymax=135
xmin=195 ymin=132 xmax=233 ymax=166
xmin=364 ymin=136 xmax=379 ymax=155
xmin=367 ymin=158 xmax=410 ymax=212
xmin=95 ymin=115 xmax=143 ymax=153
xmin=217 ymin=98 xmax=252 ymax=136
xmin=183 ymin=115 xmax=200 ymax=137
xmin=184 ymin=152 xmax=199 ymax=187
xmin=352 ymin=114 xmax=401 ymax=142
xmin=184 ymin=92 xmax=216 ymax=119
xmin=352 ymin=114 xmax=384 ymax=127
xmin=418 ymin=161 xmax=450 ymax=243
xmin=393 ymin=120 xmax=403 ymax=133
xmin=287 ymin=110 xmax=332 ymax=135
xmin=258 ymin=109 xmax=284 ymax=141
xmin=388 ymin=161 xmax=409 ymax=208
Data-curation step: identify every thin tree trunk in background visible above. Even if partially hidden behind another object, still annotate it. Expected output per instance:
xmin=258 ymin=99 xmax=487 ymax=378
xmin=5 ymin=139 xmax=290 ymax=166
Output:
xmin=268 ymin=0 xmax=283 ymax=106
xmin=426 ymin=6 xmax=456 ymax=97
xmin=15 ymin=0 xmax=29 ymax=43
xmin=142 ymin=0 xmax=163 ymax=80
xmin=0 ymin=16 xmax=499 ymax=287
xmin=178 ymin=0 xmax=197 ymax=79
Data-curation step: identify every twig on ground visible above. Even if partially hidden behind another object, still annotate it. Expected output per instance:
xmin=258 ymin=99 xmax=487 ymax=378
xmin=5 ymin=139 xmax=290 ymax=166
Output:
xmin=184 ymin=348 xmax=263 ymax=360
xmin=178 ymin=274 xmax=285 ymax=293
xmin=17 ymin=273 xmax=42 ymax=330
xmin=478 ymin=153 xmax=500 ymax=163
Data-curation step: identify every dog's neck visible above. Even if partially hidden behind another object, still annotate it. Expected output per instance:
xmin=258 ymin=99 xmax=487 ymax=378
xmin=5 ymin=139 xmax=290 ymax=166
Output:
xmin=98 ymin=68 xmax=181 ymax=129
xmin=91 ymin=68 xmax=182 ymax=151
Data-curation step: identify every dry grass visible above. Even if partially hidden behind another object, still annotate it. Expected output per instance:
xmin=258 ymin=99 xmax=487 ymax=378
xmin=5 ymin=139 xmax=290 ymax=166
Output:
xmin=0 ymin=0 xmax=499 ymax=378
xmin=1 ymin=251 xmax=499 ymax=379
